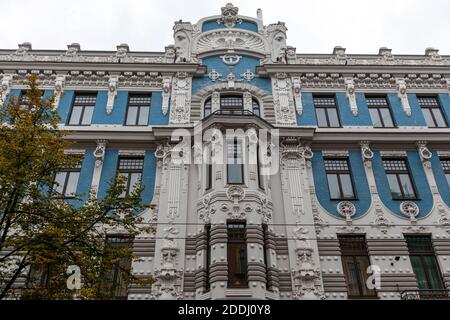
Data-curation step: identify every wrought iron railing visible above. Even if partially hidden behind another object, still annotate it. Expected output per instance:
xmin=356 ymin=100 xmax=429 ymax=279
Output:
xmin=400 ymin=289 xmax=450 ymax=300
xmin=206 ymin=110 xmax=257 ymax=118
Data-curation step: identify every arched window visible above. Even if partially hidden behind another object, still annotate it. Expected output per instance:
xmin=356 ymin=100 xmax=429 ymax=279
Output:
xmin=252 ymin=98 xmax=260 ymax=116
xmin=204 ymin=97 xmax=212 ymax=117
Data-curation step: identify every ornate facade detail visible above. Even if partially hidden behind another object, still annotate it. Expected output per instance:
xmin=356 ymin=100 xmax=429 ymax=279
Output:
xmin=272 ymin=73 xmax=296 ymax=125
xmin=400 ymin=201 xmax=419 ymax=222
xmin=417 ymin=141 xmax=432 ymax=168
xmin=226 ymin=185 xmax=245 ymax=203
xmin=240 ymin=69 xmax=255 ymax=81
xmin=162 ymin=76 xmax=172 ymax=115
xmin=337 ymin=201 xmax=356 ymax=223
xmin=106 ymin=75 xmax=119 ymax=114
xmin=345 ymin=77 xmax=358 ymax=116
xmin=211 ymin=91 xmax=220 ymax=113
xmin=53 ymin=75 xmax=65 ymax=109
xmin=265 ymin=22 xmax=287 ymax=63
xmin=208 ymin=69 xmax=222 ymax=82
xmin=360 ymin=141 xmax=374 ymax=168
xmin=93 ymin=140 xmax=107 ymax=168
xmin=218 ymin=3 xmax=241 ymax=28
xmin=255 ymin=194 xmax=272 ymax=223
xmin=195 ymin=30 xmax=265 ymax=54
xmin=66 ymin=43 xmax=80 ymax=56
xmin=0 ymin=74 xmax=13 ymax=105
xmin=173 ymin=21 xmax=196 ymax=63
xmin=243 ymin=91 xmax=252 ymax=112
xmin=291 ymin=76 xmax=303 ymax=115
xmin=116 ymin=43 xmax=129 ymax=58
xmin=396 ymin=78 xmax=412 ymax=116
xmin=169 ymin=72 xmax=192 ymax=124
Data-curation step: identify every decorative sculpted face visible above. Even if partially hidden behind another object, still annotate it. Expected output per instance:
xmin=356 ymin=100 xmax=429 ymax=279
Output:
xmin=174 ymin=31 xmax=190 ymax=61
xmin=272 ymin=32 xmax=287 ymax=62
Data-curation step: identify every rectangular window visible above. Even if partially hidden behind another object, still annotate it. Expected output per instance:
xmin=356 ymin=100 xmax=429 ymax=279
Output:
xmin=441 ymin=159 xmax=450 ymax=187
xmin=382 ymin=159 xmax=417 ymax=199
xmin=117 ymin=157 xmax=144 ymax=197
xmin=221 ymin=96 xmax=244 ymax=114
xmin=338 ymin=235 xmax=377 ymax=298
xmin=418 ymin=96 xmax=448 ymax=128
xmin=98 ymin=235 xmax=134 ymax=299
xmin=405 ymin=235 xmax=444 ymax=291
xmin=257 ymin=144 xmax=264 ymax=190
xmin=206 ymin=145 xmax=212 ymax=191
xmin=125 ymin=94 xmax=151 ymax=126
xmin=227 ymin=222 xmax=248 ymax=288
xmin=324 ymin=158 xmax=355 ymax=200
xmin=205 ymin=224 xmax=211 ymax=292
xmin=53 ymin=160 xmax=82 ymax=198
xmin=262 ymin=224 xmax=270 ymax=289
xmin=314 ymin=96 xmax=341 ymax=128
xmin=366 ymin=96 xmax=395 ymax=128
xmin=68 ymin=93 xmax=96 ymax=125
xmin=227 ymin=138 xmax=244 ymax=184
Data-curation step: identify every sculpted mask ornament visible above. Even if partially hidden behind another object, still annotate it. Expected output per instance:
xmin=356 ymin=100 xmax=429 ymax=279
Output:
xmin=93 ymin=140 xmax=107 ymax=168
xmin=417 ymin=141 xmax=432 ymax=167
xmin=396 ymin=78 xmax=412 ymax=116
xmin=267 ymin=23 xmax=288 ymax=63
xmin=218 ymin=3 xmax=241 ymax=28
xmin=173 ymin=22 xmax=194 ymax=63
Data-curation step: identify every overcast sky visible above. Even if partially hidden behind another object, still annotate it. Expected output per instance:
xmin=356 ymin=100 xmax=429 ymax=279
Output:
xmin=2 ymin=0 xmax=449 ymax=55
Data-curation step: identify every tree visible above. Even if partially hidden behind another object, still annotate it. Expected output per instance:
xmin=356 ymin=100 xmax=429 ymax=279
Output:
xmin=0 ymin=75 xmax=154 ymax=299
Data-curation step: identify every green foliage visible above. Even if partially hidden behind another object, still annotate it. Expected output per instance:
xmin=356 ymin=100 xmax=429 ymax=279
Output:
xmin=0 ymin=75 xmax=154 ymax=300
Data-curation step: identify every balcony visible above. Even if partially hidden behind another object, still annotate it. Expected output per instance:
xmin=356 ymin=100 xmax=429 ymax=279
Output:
xmin=400 ymin=289 xmax=450 ymax=300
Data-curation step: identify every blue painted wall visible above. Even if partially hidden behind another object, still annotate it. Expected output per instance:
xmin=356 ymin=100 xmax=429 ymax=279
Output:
xmin=201 ymin=19 xmax=258 ymax=32
xmin=311 ymin=150 xmax=371 ymax=219
xmin=430 ymin=151 xmax=450 ymax=208
xmin=193 ymin=55 xmax=271 ymax=96
xmin=149 ymin=92 xmax=169 ymax=125
xmin=68 ymin=149 xmax=95 ymax=208
xmin=92 ymin=91 xmax=128 ymax=125
xmin=42 ymin=90 xmax=54 ymax=101
xmin=438 ymin=93 xmax=450 ymax=125
xmin=296 ymin=93 xmax=317 ymax=126
xmin=372 ymin=150 xmax=433 ymax=219
xmin=335 ymin=93 xmax=372 ymax=126
xmin=97 ymin=149 xmax=119 ymax=200
xmin=386 ymin=93 xmax=426 ymax=127
xmin=142 ymin=150 xmax=157 ymax=205
xmin=354 ymin=93 xmax=377 ymax=126
xmin=56 ymin=90 xmax=75 ymax=124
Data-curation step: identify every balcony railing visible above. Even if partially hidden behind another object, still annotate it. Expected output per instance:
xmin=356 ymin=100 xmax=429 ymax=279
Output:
xmin=400 ymin=289 xmax=450 ymax=300
xmin=204 ymin=110 xmax=257 ymax=119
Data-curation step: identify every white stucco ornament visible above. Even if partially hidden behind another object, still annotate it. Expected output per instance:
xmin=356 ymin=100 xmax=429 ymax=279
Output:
xmin=337 ymin=201 xmax=356 ymax=222
xmin=400 ymin=201 xmax=419 ymax=222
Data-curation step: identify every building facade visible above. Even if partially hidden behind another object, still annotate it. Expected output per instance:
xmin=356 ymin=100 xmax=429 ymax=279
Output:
xmin=1 ymin=3 xmax=450 ymax=300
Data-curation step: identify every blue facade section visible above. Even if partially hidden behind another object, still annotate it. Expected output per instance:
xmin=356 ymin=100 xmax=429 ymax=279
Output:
xmin=56 ymin=90 xmax=74 ymax=124
xmin=142 ymin=150 xmax=157 ymax=205
xmin=92 ymin=91 xmax=128 ymax=125
xmin=42 ymin=90 xmax=54 ymax=101
xmin=430 ymin=151 xmax=450 ymax=208
xmin=372 ymin=150 xmax=433 ymax=219
xmin=68 ymin=150 xmax=95 ymax=208
xmin=296 ymin=93 xmax=316 ymax=126
xmin=438 ymin=93 xmax=450 ymax=125
xmin=97 ymin=149 xmax=119 ymax=200
xmin=4 ymin=89 xmax=21 ymax=105
xmin=336 ymin=93 xmax=372 ymax=126
xmin=354 ymin=93 xmax=375 ymax=126
xmin=149 ymin=92 xmax=169 ymax=125
xmin=386 ymin=93 xmax=426 ymax=127
xmin=192 ymin=55 xmax=271 ymax=96
xmin=201 ymin=19 xmax=258 ymax=32
xmin=312 ymin=150 xmax=371 ymax=219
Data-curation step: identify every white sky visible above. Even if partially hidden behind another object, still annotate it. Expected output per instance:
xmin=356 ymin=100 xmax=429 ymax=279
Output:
xmin=2 ymin=0 xmax=449 ymax=55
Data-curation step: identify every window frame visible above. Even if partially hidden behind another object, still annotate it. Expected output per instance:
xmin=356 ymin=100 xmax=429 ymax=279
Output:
xmin=67 ymin=92 xmax=97 ymax=126
xmin=366 ymin=95 xmax=396 ymax=128
xmin=323 ymin=158 xmax=357 ymax=200
xmin=227 ymin=221 xmax=248 ymax=288
xmin=226 ymin=137 xmax=245 ymax=185
xmin=52 ymin=159 xmax=83 ymax=199
xmin=116 ymin=156 xmax=145 ymax=197
xmin=124 ymin=93 xmax=152 ymax=126
xmin=418 ymin=96 xmax=448 ymax=128
xmin=204 ymin=224 xmax=211 ymax=292
xmin=313 ymin=95 xmax=341 ymax=128
xmin=382 ymin=158 xmax=418 ymax=200
xmin=440 ymin=158 xmax=450 ymax=187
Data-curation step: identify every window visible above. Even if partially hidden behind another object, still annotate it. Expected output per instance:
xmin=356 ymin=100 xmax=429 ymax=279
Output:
xmin=26 ymin=264 xmax=54 ymax=292
xmin=252 ymin=98 xmax=260 ymax=116
xmin=314 ymin=96 xmax=341 ymax=128
xmin=227 ymin=222 xmax=248 ymax=288
xmin=418 ymin=96 xmax=448 ymax=128
xmin=366 ymin=96 xmax=395 ymax=128
xmin=53 ymin=161 xmax=82 ymax=198
xmin=405 ymin=235 xmax=444 ymax=291
xmin=221 ymin=95 xmax=243 ymax=114
xmin=206 ymin=144 xmax=212 ymax=190
xmin=227 ymin=138 xmax=244 ymax=184
xmin=441 ymin=159 xmax=450 ymax=187
xmin=125 ymin=94 xmax=151 ymax=126
xmin=204 ymin=97 xmax=212 ymax=117
xmin=262 ymin=224 xmax=270 ymax=289
xmin=205 ymin=224 xmax=211 ymax=292
xmin=68 ymin=93 xmax=96 ymax=125
xmin=117 ymin=157 xmax=144 ymax=197
xmin=338 ymin=235 xmax=377 ymax=298
xmin=98 ymin=235 xmax=134 ymax=299
xmin=257 ymin=144 xmax=264 ymax=190
xmin=382 ymin=159 xmax=417 ymax=199
xmin=324 ymin=158 xmax=355 ymax=200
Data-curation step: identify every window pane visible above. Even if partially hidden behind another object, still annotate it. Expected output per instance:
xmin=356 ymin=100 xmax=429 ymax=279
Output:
xmin=386 ymin=174 xmax=402 ymax=198
xmin=81 ymin=106 xmax=94 ymax=125
xmin=316 ymin=108 xmax=328 ymax=127
xmin=118 ymin=172 xmax=129 ymax=197
xmin=138 ymin=107 xmax=149 ymax=125
xmin=128 ymin=173 xmax=142 ymax=194
xmin=355 ymin=256 xmax=376 ymax=296
xmin=65 ymin=172 xmax=80 ymax=196
xmin=327 ymin=108 xmax=340 ymax=127
xmin=423 ymin=256 xmax=444 ymax=289
xmin=446 ymin=174 xmax=450 ymax=187
xmin=421 ymin=108 xmax=435 ymax=127
xmin=341 ymin=256 xmax=362 ymax=297
xmin=69 ymin=106 xmax=82 ymax=125
xmin=54 ymin=172 xmax=67 ymax=194
xmin=126 ymin=107 xmax=138 ymax=125
xmin=228 ymin=164 xmax=243 ymax=184
xmin=432 ymin=108 xmax=447 ymax=127
xmin=340 ymin=174 xmax=355 ymax=198
xmin=380 ymin=108 xmax=394 ymax=127
xmin=369 ymin=108 xmax=382 ymax=127
xmin=410 ymin=256 xmax=429 ymax=290
xmin=399 ymin=174 xmax=416 ymax=198
xmin=326 ymin=174 xmax=341 ymax=199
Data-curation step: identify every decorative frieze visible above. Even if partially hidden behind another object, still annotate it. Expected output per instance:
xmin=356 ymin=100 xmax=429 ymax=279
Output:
xmin=272 ymin=73 xmax=296 ymax=125
xmin=106 ymin=75 xmax=119 ymax=114
xmin=396 ymin=78 xmax=412 ymax=116
xmin=344 ymin=77 xmax=358 ymax=116
xmin=162 ymin=76 xmax=172 ymax=115
xmin=169 ymin=72 xmax=192 ymax=124
xmin=291 ymin=76 xmax=303 ymax=115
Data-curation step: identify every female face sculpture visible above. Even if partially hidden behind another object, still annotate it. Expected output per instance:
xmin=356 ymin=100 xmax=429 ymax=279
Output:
xmin=271 ymin=32 xmax=287 ymax=62
xmin=174 ymin=31 xmax=190 ymax=62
